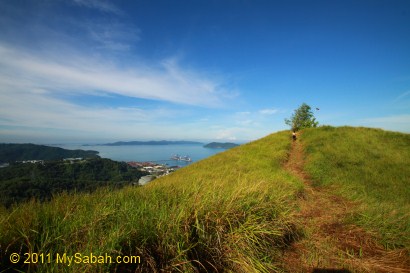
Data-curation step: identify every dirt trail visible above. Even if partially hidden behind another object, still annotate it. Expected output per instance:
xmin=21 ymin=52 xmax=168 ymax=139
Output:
xmin=282 ymin=139 xmax=410 ymax=273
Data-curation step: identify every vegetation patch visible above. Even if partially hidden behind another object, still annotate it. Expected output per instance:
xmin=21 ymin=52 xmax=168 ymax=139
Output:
xmin=0 ymin=143 xmax=99 ymax=162
xmin=1 ymin=126 xmax=408 ymax=272
xmin=302 ymin=126 xmax=410 ymax=250
xmin=0 ymin=158 xmax=147 ymax=207
xmin=0 ymin=131 xmax=303 ymax=272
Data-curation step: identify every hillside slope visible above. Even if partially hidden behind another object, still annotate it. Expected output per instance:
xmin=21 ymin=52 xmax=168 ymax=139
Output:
xmin=0 ymin=131 xmax=303 ymax=272
xmin=303 ymin=126 xmax=409 ymax=250
xmin=0 ymin=158 xmax=148 ymax=207
xmin=0 ymin=127 xmax=408 ymax=272
xmin=284 ymin=127 xmax=410 ymax=272
xmin=0 ymin=143 xmax=99 ymax=162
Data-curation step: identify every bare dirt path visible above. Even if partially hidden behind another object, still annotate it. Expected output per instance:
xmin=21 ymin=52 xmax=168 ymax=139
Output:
xmin=282 ymin=138 xmax=410 ymax=273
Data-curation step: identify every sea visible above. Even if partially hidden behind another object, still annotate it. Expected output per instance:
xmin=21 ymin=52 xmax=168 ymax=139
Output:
xmin=54 ymin=143 xmax=226 ymax=167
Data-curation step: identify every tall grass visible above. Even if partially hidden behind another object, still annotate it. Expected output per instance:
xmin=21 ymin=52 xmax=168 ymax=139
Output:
xmin=0 ymin=131 xmax=303 ymax=272
xmin=302 ymin=126 xmax=410 ymax=250
xmin=3 ymin=126 xmax=406 ymax=272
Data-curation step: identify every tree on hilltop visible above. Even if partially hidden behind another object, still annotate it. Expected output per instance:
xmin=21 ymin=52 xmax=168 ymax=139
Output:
xmin=285 ymin=103 xmax=318 ymax=131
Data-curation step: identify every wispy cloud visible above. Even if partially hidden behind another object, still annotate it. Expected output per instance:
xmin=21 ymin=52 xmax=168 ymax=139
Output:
xmin=361 ymin=115 xmax=410 ymax=124
xmin=0 ymin=36 xmax=240 ymax=142
xmin=84 ymin=20 xmax=141 ymax=51
xmin=233 ymin=108 xmax=280 ymax=126
xmin=213 ymin=125 xmax=275 ymax=141
xmin=0 ymin=85 xmax=192 ymax=142
xmin=359 ymin=115 xmax=410 ymax=132
xmin=204 ymin=108 xmax=285 ymax=141
xmin=0 ymin=43 xmax=227 ymax=107
xmin=0 ymin=0 xmax=241 ymax=143
xmin=215 ymin=129 xmax=238 ymax=141
xmin=393 ymin=90 xmax=410 ymax=102
xmin=72 ymin=0 xmax=122 ymax=15
xmin=1 ymin=90 xmax=143 ymax=130
xmin=259 ymin=108 xmax=279 ymax=115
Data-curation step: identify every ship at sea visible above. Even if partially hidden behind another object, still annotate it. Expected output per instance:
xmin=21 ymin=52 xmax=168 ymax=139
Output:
xmin=170 ymin=154 xmax=192 ymax=162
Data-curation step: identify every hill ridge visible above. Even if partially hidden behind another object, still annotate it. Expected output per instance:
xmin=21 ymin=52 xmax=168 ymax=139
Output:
xmin=0 ymin=126 xmax=409 ymax=272
xmin=0 ymin=143 xmax=99 ymax=162
xmin=282 ymin=136 xmax=410 ymax=272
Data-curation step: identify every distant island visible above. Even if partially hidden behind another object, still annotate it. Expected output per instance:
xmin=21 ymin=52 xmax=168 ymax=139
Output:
xmin=0 ymin=143 xmax=100 ymax=163
xmin=100 ymin=140 xmax=203 ymax=146
xmin=204 ymin=142 xmax=239 ymax=149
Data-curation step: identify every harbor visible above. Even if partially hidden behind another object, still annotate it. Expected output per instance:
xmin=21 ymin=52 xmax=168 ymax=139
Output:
xmin=53 ymin=143 xmax=224 ymax=165
xmin=128 ymin=154 xmax=193 ymax=185
xmin=170 ymin=154 xmax=192 ymax=162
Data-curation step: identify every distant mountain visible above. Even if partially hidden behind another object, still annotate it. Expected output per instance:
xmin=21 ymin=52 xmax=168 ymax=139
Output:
xmin=203 ymin=142 xmax=239 ymax=149
xmin=0 ymin=143 xmax=100 ymax=163
xmin=101 ymin=140 xmax=203 ymax=146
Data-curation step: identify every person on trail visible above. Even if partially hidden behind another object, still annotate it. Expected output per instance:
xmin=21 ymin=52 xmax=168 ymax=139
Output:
xmin=292 ymin=131 xmax=297 ymax=141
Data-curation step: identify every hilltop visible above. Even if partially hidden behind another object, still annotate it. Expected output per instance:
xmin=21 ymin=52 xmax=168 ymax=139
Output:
xmin=0 ymin=143 xmax=99 ymax=163
xmin=283 ymin=126 xmax=410 ymax=272
xmin=100 ymin=140 xmax=202 ymax=146
xmin=203 ymin=142 xmax=239 ymax=149
xmin=0 ymin=126 xmax=409 ymax=272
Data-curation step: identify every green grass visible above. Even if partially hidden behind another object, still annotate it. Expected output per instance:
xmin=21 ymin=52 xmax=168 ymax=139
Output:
xmin=0 ymin=130 xmax=303 ymax=272
xmin=1 ymin=126 xmax=408 ymax=272
xmin=302 ymin=126 xmax=410 ymax=249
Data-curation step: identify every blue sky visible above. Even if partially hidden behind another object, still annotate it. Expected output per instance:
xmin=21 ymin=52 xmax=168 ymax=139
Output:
xmin=0 ymin=0 xmax=409 ymax=143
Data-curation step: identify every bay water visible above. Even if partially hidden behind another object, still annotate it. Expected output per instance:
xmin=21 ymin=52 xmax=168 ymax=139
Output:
xmin=56 ymin=143 xmax=226 ymax=167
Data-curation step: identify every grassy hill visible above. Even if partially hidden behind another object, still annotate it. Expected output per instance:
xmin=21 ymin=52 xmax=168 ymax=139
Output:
xmin=0 ymin=143 xmax=100 ymax=163
xmin=0 ymin=158 xmax=148 ymax=207
xmin=303 ymin=126 xmax=409 ymax=250
xmin=0 ymin=127 xmax=408 ymax=272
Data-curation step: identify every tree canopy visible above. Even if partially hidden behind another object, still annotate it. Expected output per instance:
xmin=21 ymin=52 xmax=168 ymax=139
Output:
xmin=285 ymin=103 xmax=318 ymax=131
xmin=0 ymin=158 xmax=148 ymax=207
xmin=0 ymin=143 xmax=99 ymax=163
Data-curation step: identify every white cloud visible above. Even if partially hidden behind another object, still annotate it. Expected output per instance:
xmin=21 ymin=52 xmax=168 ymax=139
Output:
xmin=237 ymin=119 xmax=254 ymax=126
xmin=361 ymin=115 xmax=410 ymax=124
xmin=0 ymin=86 xmax=193 ymax=142
xmin=359 ymin=115 xmax=410 ymax=132
xmin=236 ymin=111 xmax=251 ymax=115
xmin=84 ymin=20 xmax=141 ymax=51
xmin=394 ymin=90 xmax=410 ymax=102
xmin=259 ymin=108 xmax=279 ymax=115
xmin=1 ymin=91 xmax=141 ymax=130
xmin=232 ymin=108 xmax=281 ymax=127
xmin=0 ymin=17 xmax=237 ymax=143
xmin=0 ymin=1 xmax=245 ymax=143
xmin=215 ymin=129 xmax=238 ymax=141
xmin=207 ymin=108 xmax=286 ymax=141
xmin=0 ymin=43 xmax=227 ymax=107
xmin=213 ymin=125 xmax=276 ymax=141
xmin=72 ymin=0 xmax=122 ymax=14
